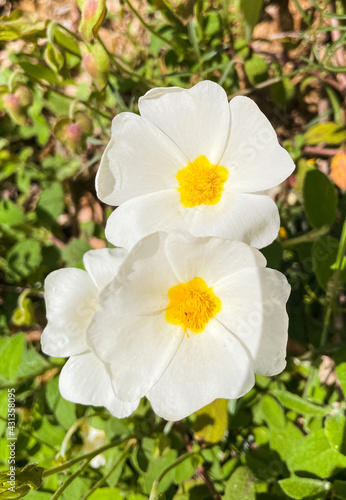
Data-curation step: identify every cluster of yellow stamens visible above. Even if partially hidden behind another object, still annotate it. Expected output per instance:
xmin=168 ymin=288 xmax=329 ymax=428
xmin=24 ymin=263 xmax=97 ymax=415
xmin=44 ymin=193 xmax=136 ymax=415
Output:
xmin=165 ymin=277 xmax=221 ymax=334
xmin=177 ymin=155 xmax=228 ymax=208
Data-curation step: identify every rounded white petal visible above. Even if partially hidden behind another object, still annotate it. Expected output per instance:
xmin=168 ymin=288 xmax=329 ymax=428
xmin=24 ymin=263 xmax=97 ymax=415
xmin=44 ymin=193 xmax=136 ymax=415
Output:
xmin=96 ymin=112 xmax=187 ymax=205
xmin=189 ymin=191 xmax=280 ymax=249
xmin=214 ymin=268 xmax=290 ymax=376
xmin=83 ymin=247 xmax=128 ymax=291
xmin=41 ymin=269 xmax=98 ymax=357
xmin=221 ymin=96 xmax=295 ymax=192
xmin=138 ymin=81 xmax=230 ymax=164
xmin=105 ymin=190 xmax=195 ymax=250
xmin=59 ymin=352 xmax=139 ymax=418
xmin=87 ymin=311 xmax=184 ymax=402
xmin=148 ymin=320 xmax=255 ymax=421
xmin=165 ymin=231 xmax=266 ymax=284
xmin=109 ymin=232 xmax=179 ymax=314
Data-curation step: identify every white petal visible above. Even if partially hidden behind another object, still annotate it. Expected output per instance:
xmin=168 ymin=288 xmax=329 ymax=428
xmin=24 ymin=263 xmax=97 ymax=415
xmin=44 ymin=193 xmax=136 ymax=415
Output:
xmin=41 ymin=269 xmax=98 ymax=357
xmin=165 ymin=231 xmax=266 ymax=284
xmin=83 ymin=247 xmax=128 ymax=291
xmin=59 ymin=352 xmax=139 ymax=418
xmin=105 ymin=190 xmax=195 ymax=250
xmin=107 ymin=232 xmax=179 ymax=314
xmin=214 ymin=268 xmax=290 ymax=376
xmin=221 ymin=96 xmax=295 ymax=192
xmin=96 ymin=112 xmax=187 ymax=205
xmin=87 ymin=311 xmax=184 ymax=402
xmin=139 ymin=81 xmax=230 ymax=164
xmin=148 ymin=320 xmax=255 ymax=421
xmin=189 ymin=191 xmax=280 ymax=249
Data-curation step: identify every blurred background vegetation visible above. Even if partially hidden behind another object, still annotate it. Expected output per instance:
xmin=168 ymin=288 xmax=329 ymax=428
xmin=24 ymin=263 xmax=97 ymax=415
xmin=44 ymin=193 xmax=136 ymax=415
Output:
xmin=0 ymin=0 xmax=346 ymax=498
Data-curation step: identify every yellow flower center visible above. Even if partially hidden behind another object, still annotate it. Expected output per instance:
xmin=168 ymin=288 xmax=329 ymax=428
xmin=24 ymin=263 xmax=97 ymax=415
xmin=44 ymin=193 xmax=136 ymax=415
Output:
xmin=177 ymin=155 xmax=228 ymax=208
xmin=165 ymin=277 xmax=221 ymax=334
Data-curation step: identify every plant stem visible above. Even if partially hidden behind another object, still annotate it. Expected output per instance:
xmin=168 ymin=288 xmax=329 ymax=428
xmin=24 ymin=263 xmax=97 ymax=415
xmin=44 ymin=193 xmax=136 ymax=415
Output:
xmin=42 ymin=435 xmax=135 ymax=478
xmin=81 ymin=439 xmax=137 ymax=500
xmin=281 ymin=226 xmax=329 ymax=248
xmin=124 ymin=0 xmax=174 ymax=49
xmin=51 ymin=459 xmax=90 ymax=500
xmin=320 ymin=220 xmax=346 ymax=347
xmin=149 ymin=451 xmax=198 ymax=500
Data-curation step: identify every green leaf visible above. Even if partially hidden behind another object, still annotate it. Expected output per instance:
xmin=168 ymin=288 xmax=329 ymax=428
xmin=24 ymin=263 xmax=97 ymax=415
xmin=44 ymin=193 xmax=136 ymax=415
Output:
xmin=5 ymin=239 xmax=41 ymax=281
xmin=0 ymin=334 xmax=25 ymax=382
xmin=18 ymin=61 xmax=62 ymax=85
xmin=244 ymin=54 xmax=268 ymax=86
xmin=53 ymin=27 xmax=81 ymax=56
xmin=193 ymin=399 xmax=228 ymax=443
xmin=240 ymin=0 xmax=263 ymax=41
xmin=36 ymin=182 xmax=65 ymax=222
xmin=0 ymin=199 xmax=24 ymax=226
xmin=261 ymin=395 xmax=285 ymax=429
xmin=312 ymin=236 xmax=342 ymax=290
xmin=304 ymin=122 xmax=346 ymax=145
xmin=223 ymin=466 xmax=256 ymax=500
xmin=139 ymin=450 xmax=177 ymax=495
xmin=303 ymin=169 xmax=337 ymax=228
xmin=16 ymin=345 xmax=48 ymax=379
xmin=61 ymin=238 xmax=92 ymax=268
xmin=325 ymin=412 xmax=346 ymax=455
xmin=271 ymin=390 xmax=330 ymax=416
xmin=334 ymin=348 xmax=346 ymax=396
xmin=289 ymin=429 xmax=346 ymax=478
xmin=46 ymin=376 xmax=76 ymax=430
xmin=0 ymin=10 xmax=46 ymax=41
xmin=270 ymin=77 xmax=295 ymax=109
xmin=88 ymin=488 xmax=122 ymax=500
xmin=279 ymin=476 xmax=331 ymax=499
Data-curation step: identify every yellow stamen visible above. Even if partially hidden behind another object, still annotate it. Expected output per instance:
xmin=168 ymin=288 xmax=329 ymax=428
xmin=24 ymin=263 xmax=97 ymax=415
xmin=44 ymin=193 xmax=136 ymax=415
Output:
xmin=165 ymin=277 xmax=221 ymax=334
xmin=177 ymin=155 xmax=228 ymax=208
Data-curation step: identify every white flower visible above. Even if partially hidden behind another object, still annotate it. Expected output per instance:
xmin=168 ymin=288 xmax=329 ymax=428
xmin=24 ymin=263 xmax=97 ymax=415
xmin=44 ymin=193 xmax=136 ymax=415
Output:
xmin=87 ymin=231 xmax=290 ymax=421
xmin=41 ymin=247 xmax=139 ymax=418
xmin=96 ymin=81 xmax=295 ymax=251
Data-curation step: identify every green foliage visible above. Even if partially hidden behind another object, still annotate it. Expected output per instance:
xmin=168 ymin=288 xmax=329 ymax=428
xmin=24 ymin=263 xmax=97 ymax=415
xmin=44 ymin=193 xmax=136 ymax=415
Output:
xmin=1 ymin=1 xmax=346 ymax=499
xmin=303 ymin=169 xmax=337 ymax=228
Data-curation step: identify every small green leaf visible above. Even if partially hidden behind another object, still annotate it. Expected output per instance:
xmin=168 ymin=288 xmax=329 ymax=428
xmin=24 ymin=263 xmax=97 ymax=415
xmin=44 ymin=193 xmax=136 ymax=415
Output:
xmin=244 ymin=54 xmax=268 ymax=86
xmin=240 ymin=0 xmax=263 ymax=41
xmin=6 ymin=239 xmax=41 ymax=281
xmin=334 ymin=348 xmax=346 ymax=397
xmin=36 ymin=182 xmax=65 ymax=221
xmin=325 ymin=412 xmax=346 ymax=455
xmin=261 ymin=395 xmax=285 ymax=429
xmin=88 ymin=488 xmax=123 ymax=500
xmin=279 ymin=475 xmax=331 ymax=499
xmin=0 ymin=334 xmax=25 ymax=382
xmin=312 ymin=236 xmax=345 ymax=290
xmin=223 ymin=466 xmax=256 ymax=500
xmin=304 ymin=122 xmax=346 ymax=146
xmin=18 ymin=61 xmax=62 ymax=85
xmin=303 ymin=169 xmax=337 ymax=229
xmin=193 ymin=399 xmax=228 ymax=443
xmin=270 ymin=77 xmax=295 ymax=109
xmin=0 ymin=10 xmax=46 ymax=41
xmin=61 ymin=238 xmax=92 ymax=268
xmin=0 ymin=199 xmax=24 ymax=226
xmin=271 ymin=390 xmax=330 ymax=416
xmin=46 ymin=376 xmax=76 ymax=430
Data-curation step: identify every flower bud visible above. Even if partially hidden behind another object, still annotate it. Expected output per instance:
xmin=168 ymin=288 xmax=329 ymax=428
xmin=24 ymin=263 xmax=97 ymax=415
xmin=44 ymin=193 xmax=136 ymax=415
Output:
xmin=77 ymin=0 xmax=106 ymax=42
xmin=54 ymin=112 xmax=94 ymax=154
xmin=82 ymin=43 xmax=109 ymax=90
xmin=3 ymin=86 xmax=33 ymax=125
